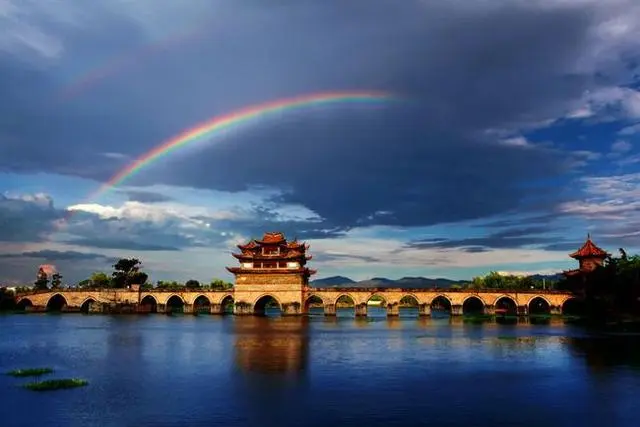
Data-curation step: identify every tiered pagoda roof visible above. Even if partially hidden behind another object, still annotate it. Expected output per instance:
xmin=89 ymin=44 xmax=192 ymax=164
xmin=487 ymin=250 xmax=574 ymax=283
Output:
xmin=562 ymin=235 xmax=609 ymax=277
xmin=227 ymin=232 xmax=316 ymax=276
xmin=569 ymin=235 xmax=609 ymax=259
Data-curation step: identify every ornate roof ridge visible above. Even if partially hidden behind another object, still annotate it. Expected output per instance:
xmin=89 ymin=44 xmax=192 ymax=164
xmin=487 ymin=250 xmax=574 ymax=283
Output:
xmin=569 ymin=234 xmax=609 ymax=259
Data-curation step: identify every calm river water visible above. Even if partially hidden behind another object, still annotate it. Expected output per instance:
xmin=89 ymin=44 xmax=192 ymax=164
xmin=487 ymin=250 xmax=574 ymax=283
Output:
xmin=2 ymin=310 xmax=640 ymax=427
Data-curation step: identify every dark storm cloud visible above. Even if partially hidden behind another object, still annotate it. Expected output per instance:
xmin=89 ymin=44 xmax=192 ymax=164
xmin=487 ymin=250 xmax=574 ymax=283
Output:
xmin=123 ymin=190 xmax=173 ymax=203
xmin=407 ymin=226 xmax=560 ymax=251
xmin=1 ymin=1 xmax=637 ymax=232
xmin=62 ymin=238 xmax=180 ymax=252
xmin=0 ymin=250 xmax=113 ymax=261
xmin=0 ymin=194 xmax=62 ymax=243
xmin=312 ymin=253 xmax=380 ymax=263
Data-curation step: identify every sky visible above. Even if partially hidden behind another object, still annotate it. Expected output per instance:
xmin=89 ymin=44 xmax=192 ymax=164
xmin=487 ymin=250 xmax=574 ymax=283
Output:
xmin=1 ymin=0 xmax=640 ymax=285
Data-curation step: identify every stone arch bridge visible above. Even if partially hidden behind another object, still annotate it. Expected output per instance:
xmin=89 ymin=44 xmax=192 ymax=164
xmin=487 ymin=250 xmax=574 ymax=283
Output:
xmin=15 ymin=287 xmax=577 ymax=316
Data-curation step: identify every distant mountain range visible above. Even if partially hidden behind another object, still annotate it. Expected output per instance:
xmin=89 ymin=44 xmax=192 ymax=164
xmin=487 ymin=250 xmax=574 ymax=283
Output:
xmin=310 ymin=274 xmax=562 ymax=288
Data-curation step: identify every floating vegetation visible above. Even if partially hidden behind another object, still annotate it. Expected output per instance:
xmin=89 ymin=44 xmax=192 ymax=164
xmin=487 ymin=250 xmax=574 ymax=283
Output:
xmin=7 ymin=368 xmax=53 ymax=377
xmin=23 ymin=378 xmax=88 ymax=391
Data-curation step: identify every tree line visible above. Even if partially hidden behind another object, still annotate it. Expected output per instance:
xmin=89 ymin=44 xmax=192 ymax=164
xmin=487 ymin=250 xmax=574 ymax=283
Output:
xmin=30 ymin=258 xmax=233 ymax=291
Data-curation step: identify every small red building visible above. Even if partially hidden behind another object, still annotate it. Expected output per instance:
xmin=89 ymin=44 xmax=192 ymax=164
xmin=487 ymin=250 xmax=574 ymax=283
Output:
xmin=563 ymin=234 xmax=609 ymax=278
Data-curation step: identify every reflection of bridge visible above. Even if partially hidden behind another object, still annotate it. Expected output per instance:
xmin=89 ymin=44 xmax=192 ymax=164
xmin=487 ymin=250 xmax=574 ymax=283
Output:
xmin=15 ymin=232 xmax=581 ymax=316
xmin=15 ymin=287 xmax=577 ymax=316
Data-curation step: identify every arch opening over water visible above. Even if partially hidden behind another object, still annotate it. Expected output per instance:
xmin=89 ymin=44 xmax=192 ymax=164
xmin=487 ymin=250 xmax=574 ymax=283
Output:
xmin=80 ymin=298 xmax=97 ymax=314
xmin=166 ymin=295 xmax=185 ymax=314
xmin=367 ymin=294 xmax=387 ymax=318
xmin=528 ymin=297 xmax=551 ymax=316
xmin=431 ymin=295 xmax=452 ymax=316
xmin=193 ymin=295 xmax=211 ymax=314
xmin=495 ymin=296 xmax=517 ymax=316
xmin=462 ymin=296 xmax=484 ymax=316
xmin=335 ymin=294 xmax=356 ymax=318
xmin=253 ymin=295 xmax=281 ymax=317
xmin=399 ymin=295 xmax=420 ymax=318
xmin=46 ymin=294 xmax=68 ymax=312
xmin=562 ymin=298 xmax=585 ymax=316
xmin=304 ymin=295 xmax=324 ymax=316
xmin=17 ymin=298 xmax=33 ymax=311
xmin=221 ymin=295 xmax=234 ymax=314
xmin=140 ymin=295 xmax=158 ymax=313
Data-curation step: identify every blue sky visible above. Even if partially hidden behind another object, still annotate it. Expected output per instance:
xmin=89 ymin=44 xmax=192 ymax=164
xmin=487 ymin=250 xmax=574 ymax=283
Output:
xmin=2 ymin=0 xmax=640 ymax=284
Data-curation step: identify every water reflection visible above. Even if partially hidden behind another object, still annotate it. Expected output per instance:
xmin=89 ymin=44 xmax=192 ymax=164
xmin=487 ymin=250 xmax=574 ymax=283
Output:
xmin=233 ymin=317 xmax=309 ymax=375
xmin=562 ymin=335 xmax=640 ymax=371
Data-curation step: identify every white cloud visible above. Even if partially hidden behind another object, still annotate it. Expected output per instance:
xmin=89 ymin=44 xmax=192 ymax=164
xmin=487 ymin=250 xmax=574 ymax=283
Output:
xmin=568 ymin=86 xmax=640 ymax=121
xmin=558 ymin=173 xmax=640 ymax=219
xmin=308 ymin=235 xmax=568 ymax=270
xmin=618 ymin=123 xmax=640 ymax=135
xmin=611 ymin=139 xmax=632 ymax=153
xmin=500 ymin=136 xmax=533 ymax=148
xmin=68 ymin=200 xmax=243 ymax=224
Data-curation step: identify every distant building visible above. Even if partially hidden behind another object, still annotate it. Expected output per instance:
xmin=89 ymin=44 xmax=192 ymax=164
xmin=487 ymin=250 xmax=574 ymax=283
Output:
xmin=562 ymin=235 xmax=609 ymax=296
xmin=563 ymin=235 xmax=609 ymax=277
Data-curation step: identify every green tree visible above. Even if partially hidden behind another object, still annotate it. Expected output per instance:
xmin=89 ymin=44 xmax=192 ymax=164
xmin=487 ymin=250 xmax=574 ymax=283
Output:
xmin=51 ymin=273 xmax=63 ymax=289
xmin=112 ymin=258 xmax=148 ymax=288
xmin=210 ymin=278 xmax=233 ymax=290
xmin=185 ymin=279 xmax=200 ymax=289
xmin=89 ymin=272 xmax=111 ymax=288
xmin=34 ymin=267 xmax=49 ymax=290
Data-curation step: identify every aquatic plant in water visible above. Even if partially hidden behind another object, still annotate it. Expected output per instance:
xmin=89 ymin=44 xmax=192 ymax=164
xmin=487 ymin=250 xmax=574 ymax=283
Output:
xmin=6 ymin=368 xmax=53 ymax=377
xmin=23 ymin=378 xmax=88 ymax=391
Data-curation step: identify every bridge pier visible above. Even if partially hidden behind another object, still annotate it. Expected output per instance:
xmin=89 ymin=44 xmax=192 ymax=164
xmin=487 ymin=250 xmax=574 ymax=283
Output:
xmin=550 ymin=305 xmax=562 ymax=315
xmin=323 ymin=304 xmax=336 ymax=316
xmin=386 ymin=304 xmax=400 ymax=317
xmin=282 ymin=303 xmax=301 ymax=316
xmin=355 ymin=303 xmax=367 ymax=317
xmin=484 ymin=305 xmax=495 ymax=315
xmin=517 ymin=305 xmax=528 ymax=316
xmin=419 ymin=304 xmax=431 ymax=316
xmin=451 ymin=305 xmax=463 ymax=316
xmin=183 ymin=304 xmax=194 ymax=314
xmin=210 ymin=303 xmax=222 ymax=315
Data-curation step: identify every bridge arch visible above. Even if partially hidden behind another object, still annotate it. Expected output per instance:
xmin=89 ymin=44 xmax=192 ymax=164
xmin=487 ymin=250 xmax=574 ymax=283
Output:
xmin=46 ymin=294 xmax=68 ymax=312
xmin=366 ymin=294 xmax=388 ymax=317
xmin=220 ymin=295 xmax=234 ymax=314
xmin=80 ymin=297 xmax=99 ymax=314
xmin=304 ymin=294 xmax=324 ymax=314
xmin=527 ymin=296 xmax=551 ymax=315
xmin=334 ymin=294 xmax=357 ymax=317
xmin=166 ymin=294 xmax=185 ymax=314
xmin=399 ymin=294 xmax=420 ymax=317
xmin=494 ymin=295 xmax=517 ymax=316
xmin=430 ymin=295 xmax=452 ymax=314
xmin=462 ymin=295 xmax=485 ymax=315
xmin=562 ymin=297 xmax=585 ymax=316
xmin=16 ymin=298 xmax=33 ymax=311
xmin=140 ymin=295 xmax=158 ymax=313
xmin=253 ymin=294 xmax=281 ymax=316
xmin=193 ymin=295 xmax=211 ymax=314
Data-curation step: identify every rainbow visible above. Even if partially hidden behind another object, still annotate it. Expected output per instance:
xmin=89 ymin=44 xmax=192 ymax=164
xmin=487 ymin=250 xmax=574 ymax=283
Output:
xmin=87 ymin=91 xmax=397 ymax=201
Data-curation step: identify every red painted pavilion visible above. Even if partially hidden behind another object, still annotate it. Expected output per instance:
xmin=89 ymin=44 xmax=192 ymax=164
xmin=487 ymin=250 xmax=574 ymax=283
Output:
xmin=563 ymin=234 xmax=609 ymax=278
xmin=226 ymin=232 xmax=317 ymax=278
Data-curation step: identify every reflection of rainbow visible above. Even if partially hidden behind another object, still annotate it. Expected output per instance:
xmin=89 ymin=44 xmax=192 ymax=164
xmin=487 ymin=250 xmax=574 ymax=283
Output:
xmin=85 ymin=90 xmax=397 ymax=202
